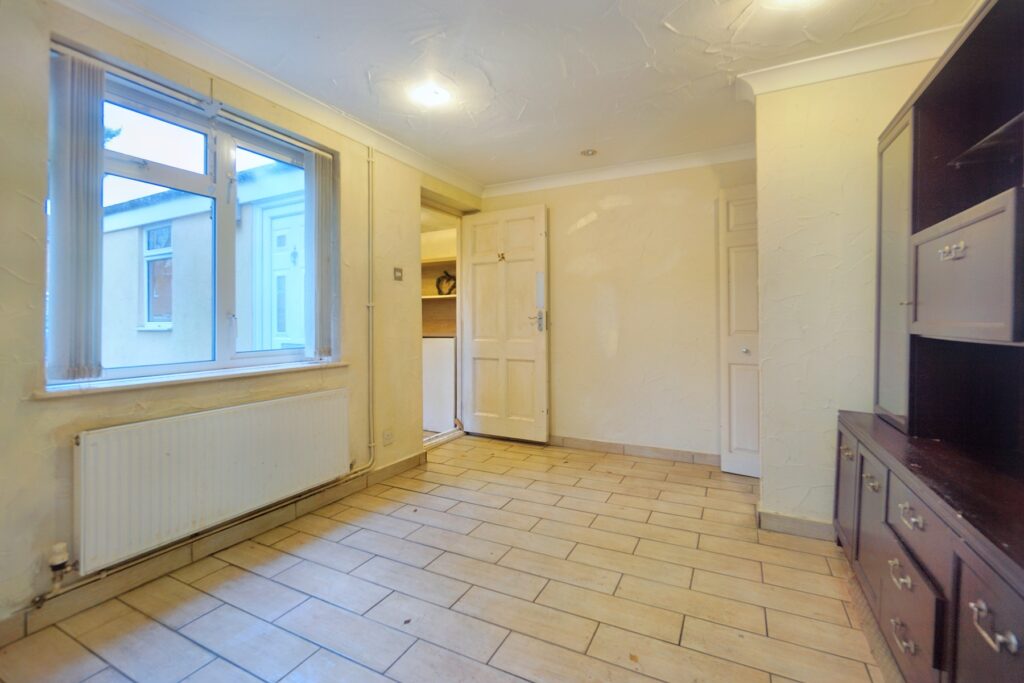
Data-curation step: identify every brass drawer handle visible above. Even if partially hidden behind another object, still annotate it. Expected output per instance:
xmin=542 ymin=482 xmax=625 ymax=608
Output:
xmin=890 ymin=618 xmax=918 ymax=655
xmin=840 ymin=446 xmax=854 ymax=461
xmin=862 ymin=473 xmax=881 ymax=493
xmin=897 ymin=502 xmax=925 ymax=531
xmin=888 ymin=559 xmax=913 ymax=591
xmin=969 ymin=599 xmax=1020 ymax=655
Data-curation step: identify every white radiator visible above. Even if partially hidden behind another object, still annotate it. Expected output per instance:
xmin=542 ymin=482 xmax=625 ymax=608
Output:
xmin=74 ymin=389 xmax=349 ymax=574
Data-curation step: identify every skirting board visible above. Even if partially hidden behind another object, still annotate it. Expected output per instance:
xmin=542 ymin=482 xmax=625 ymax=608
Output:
xmin=9 ymin=450 xmax=425 ymax=637
xmin=758 ymin=511 xmax=835 ymax=541
xmin=549 ymin=434 xmax=720 ymax=466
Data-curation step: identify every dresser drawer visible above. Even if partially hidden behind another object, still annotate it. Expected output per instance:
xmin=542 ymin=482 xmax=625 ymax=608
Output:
xmin=955 ymin=554 xmax=1024 ymax=683
xmin=880 ymin=530 xmax=944 ymax=683
xmin=911 ymin=187 xmax=1022 ymax=342
xmin=887 ymin=474 xmax=957 ymax=596
xmin=857 ymin=445 xmax=894 ymax=611
xmin=834 ymin=426 xmax=860 ymax=558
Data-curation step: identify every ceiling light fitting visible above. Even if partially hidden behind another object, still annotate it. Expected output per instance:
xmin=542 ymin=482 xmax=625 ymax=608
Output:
xmin=408 ymin=82 xmax=452 ymax=107
xmin=580 ymin=149 xmax=598 ymax=157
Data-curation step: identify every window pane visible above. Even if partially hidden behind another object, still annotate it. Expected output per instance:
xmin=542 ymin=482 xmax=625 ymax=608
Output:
xmin=104 ymin=102 xmax=207 ymax=174
xmin=235 ymin=147 xmax=308 ymax=352
xmin=102 ymin=175 xmax=214 ymax=368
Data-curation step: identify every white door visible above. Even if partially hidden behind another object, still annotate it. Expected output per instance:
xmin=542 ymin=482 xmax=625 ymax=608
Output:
xmin=460 ymin=206 xmax=549 ymax=442
xmin=718 ymin=185 xmax=760 ymax=477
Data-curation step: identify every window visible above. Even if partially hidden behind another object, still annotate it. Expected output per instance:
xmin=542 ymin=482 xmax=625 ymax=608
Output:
xmin=45 ymin=50 xmax=337 ymax=386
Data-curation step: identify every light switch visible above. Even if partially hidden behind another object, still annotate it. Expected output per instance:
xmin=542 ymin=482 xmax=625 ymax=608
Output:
xmin=393 ymin=267 xmax=404 ymax=281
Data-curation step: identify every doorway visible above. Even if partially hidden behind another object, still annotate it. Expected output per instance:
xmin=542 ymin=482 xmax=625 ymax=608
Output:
xmin=421 ymin=205 xmax=461 ymax=444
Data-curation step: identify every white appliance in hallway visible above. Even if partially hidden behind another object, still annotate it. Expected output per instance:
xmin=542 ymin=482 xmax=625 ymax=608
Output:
xmin=460 ymin=205 xmax=549 ymax=443
xmin=422 ymin=337 xmax=456 ymax=433
xmin=718 ymin=185 xmax=761 ymax=477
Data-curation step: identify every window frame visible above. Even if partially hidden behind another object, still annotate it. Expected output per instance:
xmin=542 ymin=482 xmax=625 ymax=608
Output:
xmin=46 ymin=49 xmax=337 ymax=388
xmin=140 ymin=223 xmax=173 ymax=330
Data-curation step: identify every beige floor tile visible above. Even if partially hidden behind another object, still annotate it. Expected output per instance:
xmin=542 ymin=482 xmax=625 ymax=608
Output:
xmin=426 ymin=552 xmax=547 ymax=600
xmin=418 ymin=462 xmax=469 ymax=475
xmin=762 ymin=563 xmax=851 ymax=599
xmin=705 ymin=488 xmax=760 ymax=504
xmin=276 ymin=598 xmax=415 ymax=673
xmin=666 ymin=472 xmax=751 ymax=493
xmin=253 ymin=526 xmax=300 ymax=546
xmin=415 ymin=469 xmax=485 ymax=490
xmin=682 ymin=618 xmax=872 ymax=683
xmin=352 ymin=556 xmax=470 ymax=606
xmin=120 ymin=576 xmax=221 ymax=629
xmin=215 ymin=540 xmax=302 ymax=578
xmin=588 ymin=624 xmax=770 ymax=683
xmin=634 ymin=538 xmax=762 ymax=581
xmin=59 ymin=600 xmax=134 ymax=639
xmin=576 ymin=478 xmax=662 ymax=499
xmin=74 ymin=607 xmax=213 ymax=683
xmin=193 ymin=565 xmax=307 ymax=621
xmin=0 ymin=627 xmax=106 ymax=683
xmin=182 ymin=604 xmax=315 ymax=681
xmin=698 ymin=536 xmax=831 ymax=574
xmin=530 ymin=481 xmax=611 ymax=502
xmin=376 ymin=487 xmax=459 ymax=512
xmin=339 ymin=492 xmax=405 ymax=515
xmin=453 ymin=467 xmax=535 ymax=488
xmin=275 ymin=560 xmax=391 ymax=613
xmin=607 ymin=494 xmax=702 ymax=519
xmin=829 ymin=556 xmax=854 ymax=578
xmin=272 ymin=531 xmax=373 ymax=572
xmin=557 ymin=498 xmax=650 ymax=522
xmin=499 ymin=548 xmax=620 ymax=593
xmin=491 ymin=632 xmax=656 ymax=683
xmin=647 ymin=511 xmax=759 ymax=542
xmin=448 ymin=501 xmax=539 ymax=530
xmin=171 ymin=557 xmax=229 ymax=585
xmin=621 ymin=477 xmax=708 ymax=497
xmin=532 ymin=518 xmax=638 ymax=553
xmin=659 ymin=491 xmax=756 ymax=515
xmin=615 ymin=575 xmax=767 ymax=634
xmin=339 ymin=529 xmax=442 ymax=567
xmin=766 ymin=610 xmax=874 ymax=663
xmin=504 ymin=500 xmax=595 ymax=526
xmin=756 ymin=530 xmax=844 ymax=558
xmin=506 ymin=468 xmax=580 ymax=486
xmin=182 ymin=658 xmax=262 ymax=682
xmin=444 ymin=457 xmax=512 ymax=474
xmin=690 ymin=570 xmax=849 ymax=626
xmin=480 ymin=482 xmax=561 ymax=505
xmin=429 ymin=485 xmax=511 ymax=508
xmin=284 ymin=514 xmax=359 ymax=542
xmin=310 ymin=500 xmax=349 ymax=518
xmin=280 ymin=648 xmax=389 ymax=682
xmin=471 ymin=522 xmax=575 ymax=558
xmin=591 ymin=515 xmax=698 ymax=547
xmin=406 ymin=525 xmax=510 ymax=562
xmin=491 ymin=456 xmax=548 ymax=471
xmin=387 ymin=640 xmax=521 ymax=683
xmin=701 ymin=508 xmax=758 ymax=527
xmin=391 ymin=504 xmax=481 ymax=534
xmin=382 ymin=475 xmax=439 ymax=493
xmin=333 ymin=507 xmax=421 ymax=538
xmin=550 ymin=466 xmax=624 ymax=482
xmin=538 ymin=581 xmax=682 ymax=642
xmin=367 ymin=592 xmax=508 ymax=661
xmin=570 ymin=544 xmax=693 ymax=588
xmin=454 ymin=586 xmax=598 ymax=652
xmin=592 ymin=463 xmax=665 ymax=481
xmin=84 ymin=669 xmax=132 ymax=682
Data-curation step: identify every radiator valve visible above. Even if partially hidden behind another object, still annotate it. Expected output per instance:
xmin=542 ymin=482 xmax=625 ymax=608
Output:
xmin=47 ymin=543 xmax=77 ymax=592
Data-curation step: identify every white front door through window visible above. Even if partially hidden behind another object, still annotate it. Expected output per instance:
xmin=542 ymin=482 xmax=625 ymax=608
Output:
xmin=718 ymin=185 xmax=760 ymax=477
xmin=460 ymin=206 xmax=549 ymax=443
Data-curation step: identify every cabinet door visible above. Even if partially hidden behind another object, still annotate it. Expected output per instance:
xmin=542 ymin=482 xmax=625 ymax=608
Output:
xmin=834 ymin=425 xmax=860 ymax=557
xmin=875 ymin=116 xmax=913 ymax=429
xmin=857 ymin=445 xmax=897 ymax=612
xmin=955 ymin=554 xmax=1024 ymax=682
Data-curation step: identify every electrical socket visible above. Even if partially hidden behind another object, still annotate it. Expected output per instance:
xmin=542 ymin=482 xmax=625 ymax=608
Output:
xmin=393 ymin=267 xmax=403 ymax=281
xmin=382 ymin=428 xmax=395 ymax=446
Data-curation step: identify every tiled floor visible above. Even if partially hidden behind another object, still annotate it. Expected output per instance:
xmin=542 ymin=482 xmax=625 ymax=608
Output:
xmin=0 ymin=435 xmax=883 ymax=683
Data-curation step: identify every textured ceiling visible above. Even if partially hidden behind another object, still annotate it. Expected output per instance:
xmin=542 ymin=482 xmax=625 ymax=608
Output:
xmin=101 ymin=0 xmax=976 ymax=185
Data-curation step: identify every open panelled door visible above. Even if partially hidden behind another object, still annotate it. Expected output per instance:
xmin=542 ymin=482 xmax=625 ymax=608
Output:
xmin=460 ymin=206 xmax=549 ymax=442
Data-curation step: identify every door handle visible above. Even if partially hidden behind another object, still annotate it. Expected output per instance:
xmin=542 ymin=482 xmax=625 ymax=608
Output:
xmin=969 ymin=600 xmax=1020 ymax=654
xmin=527 ymin=311 xmax=545 ymax=332
xmin=740 ymin=347 xmax=751 ymax=355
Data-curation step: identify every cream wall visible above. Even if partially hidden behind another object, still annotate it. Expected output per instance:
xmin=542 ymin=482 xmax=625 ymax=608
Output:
xmin=755 ymin=62 xmax=933 ymax=525
xmin=0 ymin=0 xmax=453 ymax=619
xmin=484 ymin=160 xmax=755 ymax=455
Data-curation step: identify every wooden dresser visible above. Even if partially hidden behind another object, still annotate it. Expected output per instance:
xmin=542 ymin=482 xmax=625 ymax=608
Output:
xmin=835 ymin=1 xmax=1024 ymax=681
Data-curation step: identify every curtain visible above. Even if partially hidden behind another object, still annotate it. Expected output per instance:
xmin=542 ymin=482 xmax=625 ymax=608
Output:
xmin=47 ymin=54 xmax=105 ymax=381
xmin=308 ymin=151 xmax=337 ymax=360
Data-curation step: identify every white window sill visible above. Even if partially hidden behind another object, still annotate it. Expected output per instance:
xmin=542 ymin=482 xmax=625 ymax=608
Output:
xmin=36 ymin=359 xmax=348 ymax=399
xmin=137 ymin=323 xmax=173 ymax=332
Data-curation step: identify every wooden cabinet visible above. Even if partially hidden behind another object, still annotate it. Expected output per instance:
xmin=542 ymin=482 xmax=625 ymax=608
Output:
xmin=836 ymin=412 xmax=1024 ymax=683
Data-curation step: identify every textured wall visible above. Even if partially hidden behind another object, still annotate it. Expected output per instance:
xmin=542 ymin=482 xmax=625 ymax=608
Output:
xmin=0 ymin=0 xmax=434 ymax=619
xmin=755 ymin=62 xmax=933 ymax=524
xmin=484 ymin=160 xmax=756 ymax=454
